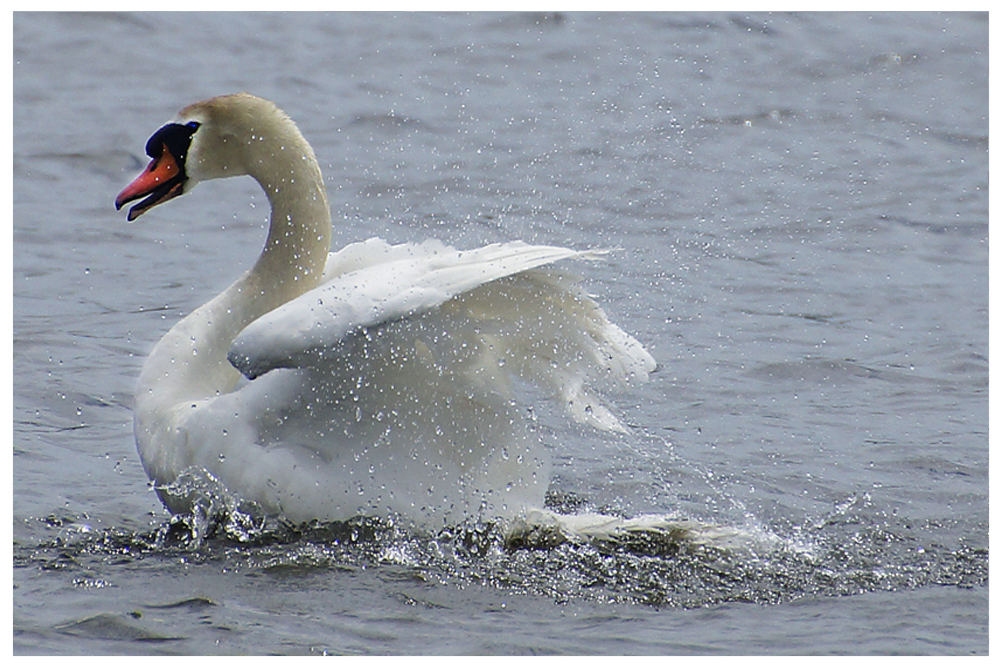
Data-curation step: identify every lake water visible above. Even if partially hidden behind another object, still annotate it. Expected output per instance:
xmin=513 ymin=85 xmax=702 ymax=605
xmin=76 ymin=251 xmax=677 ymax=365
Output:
xmin=12 ymin=11 xmax=988 ymax=655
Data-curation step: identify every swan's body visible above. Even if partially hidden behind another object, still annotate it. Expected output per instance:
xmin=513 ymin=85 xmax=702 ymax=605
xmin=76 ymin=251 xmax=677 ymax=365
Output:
xmin=118 ymin=93 xmax=656 ymax=529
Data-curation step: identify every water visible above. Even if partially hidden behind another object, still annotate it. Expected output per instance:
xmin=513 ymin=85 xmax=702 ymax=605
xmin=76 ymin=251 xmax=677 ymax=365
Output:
xmin=12 ymin=11 xmax=987 ymax=654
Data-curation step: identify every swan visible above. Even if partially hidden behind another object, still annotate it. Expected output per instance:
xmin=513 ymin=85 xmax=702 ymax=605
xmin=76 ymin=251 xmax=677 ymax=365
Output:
xmin=116 ymin=93 xmax=657 ymax=532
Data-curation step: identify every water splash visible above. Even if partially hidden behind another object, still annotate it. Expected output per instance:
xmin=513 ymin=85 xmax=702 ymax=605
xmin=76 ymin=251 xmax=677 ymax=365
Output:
xmin=15 ymin=486 xmax=986 ymax=610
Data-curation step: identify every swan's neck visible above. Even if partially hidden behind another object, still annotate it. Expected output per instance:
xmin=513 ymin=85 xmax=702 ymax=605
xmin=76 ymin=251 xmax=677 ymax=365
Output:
xmin=136 ymin=126 xmax=331 ymax=422
xmin=246 ymin=146 xmax=331 ymax=312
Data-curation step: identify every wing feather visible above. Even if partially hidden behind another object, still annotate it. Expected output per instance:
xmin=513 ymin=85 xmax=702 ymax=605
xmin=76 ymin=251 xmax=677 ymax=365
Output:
xmin=228 ymin=239 xmax=598 ymax=379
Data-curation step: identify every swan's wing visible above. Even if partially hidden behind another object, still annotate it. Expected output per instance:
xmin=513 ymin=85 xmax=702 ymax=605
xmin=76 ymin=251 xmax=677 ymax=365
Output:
xmin=228 ymin=238 xmax=655 ymax=432
xmin=228 ymin=239 xmax=596 ymax=378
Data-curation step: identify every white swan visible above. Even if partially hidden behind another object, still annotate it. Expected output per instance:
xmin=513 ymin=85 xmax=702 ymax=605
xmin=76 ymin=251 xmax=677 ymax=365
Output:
xmin=116 ymin=93 xmax=657 ymax=531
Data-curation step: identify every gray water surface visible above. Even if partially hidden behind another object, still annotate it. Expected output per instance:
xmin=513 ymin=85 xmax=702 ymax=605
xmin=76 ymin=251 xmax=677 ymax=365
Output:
xmin=13 ymin=12 xmax=987 ymax=654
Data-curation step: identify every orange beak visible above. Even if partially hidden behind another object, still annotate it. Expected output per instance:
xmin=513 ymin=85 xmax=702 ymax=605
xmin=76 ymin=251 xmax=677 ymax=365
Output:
xmin=115 ymin=144 xmax=185 ymax=221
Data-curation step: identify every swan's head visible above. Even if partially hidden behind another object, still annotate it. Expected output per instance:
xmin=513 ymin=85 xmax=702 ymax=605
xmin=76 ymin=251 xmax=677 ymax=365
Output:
xmin=115 ymin=119 xmax=201 ymax=221
xmin=115 ymin=93 xmax=295 ymax=221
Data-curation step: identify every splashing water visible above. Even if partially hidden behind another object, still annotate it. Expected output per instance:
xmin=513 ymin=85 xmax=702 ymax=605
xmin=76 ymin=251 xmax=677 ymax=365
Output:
xmin=15 ymin=474 xmax=986 ymax=611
